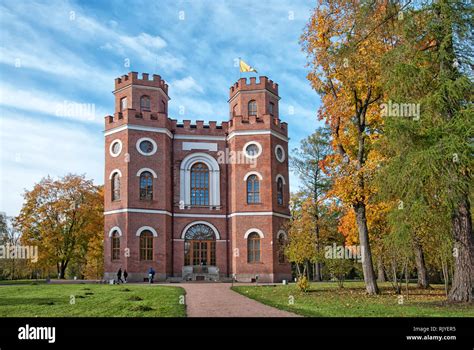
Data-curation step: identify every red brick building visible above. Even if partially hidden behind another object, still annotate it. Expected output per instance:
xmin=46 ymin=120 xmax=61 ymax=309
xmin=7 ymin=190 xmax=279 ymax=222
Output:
xmin=103 ymin=72 xmax=291 ymax=282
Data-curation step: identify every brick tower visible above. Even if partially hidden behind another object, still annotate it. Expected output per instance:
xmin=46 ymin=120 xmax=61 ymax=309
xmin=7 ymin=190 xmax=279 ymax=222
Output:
xmin=227 ymin=77 xmax=291 ymax=282
xmin=103 ymin=72 xmax=173 ymax=281
xmin=103 ymin=72 xmax=291 ymax=283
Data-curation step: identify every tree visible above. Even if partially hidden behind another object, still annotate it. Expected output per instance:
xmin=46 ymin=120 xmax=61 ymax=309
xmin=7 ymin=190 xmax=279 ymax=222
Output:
xmin=15 ymin=174 xmax=103 ymax=279
xmin=301 ymin=0 xmax=404 ymax=294
xmin=286 ymin=197 xmax=317 ymax=281
xmin=291 ymin=127 xmax=332 ymax=280
xmin=380 ymin=0 xmax=473 ymax=302
xmin=0 ymin=212 xmax=26 ymax=279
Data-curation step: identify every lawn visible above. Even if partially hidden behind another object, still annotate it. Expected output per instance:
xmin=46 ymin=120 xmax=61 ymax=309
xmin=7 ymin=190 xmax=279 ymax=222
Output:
xmin=0 ymin=284 xmax=186 ymax=317
xmin=0 ymin=279 xmax=47 ymax=285
xmin=232 ymin=281 xmax=474 ymax=317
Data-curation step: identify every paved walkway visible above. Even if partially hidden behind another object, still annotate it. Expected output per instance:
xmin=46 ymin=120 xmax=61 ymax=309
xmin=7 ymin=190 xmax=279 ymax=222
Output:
xmin=169 ymin=283 xmax=300 ymax=317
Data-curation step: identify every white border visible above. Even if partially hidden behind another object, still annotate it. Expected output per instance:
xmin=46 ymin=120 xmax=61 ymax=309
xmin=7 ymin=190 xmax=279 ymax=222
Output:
xmin=109 ymin=169 xmax=122 ymax=180
xmin=244 ymin=228 xmax=264 ymax=239
xmin=243 ymin=141 xmax=262 ymax=159
xmin=181 ymin=221 xmax=221 ymax=240
xmin=277 ymin=230 xmax=287 ymax=240
xmin=275 ymin=145 xmax=285 ymax=162
xmin=136 ymin=226 xmax=158 ymax=237
xmin=136 ymin=137 xmax=157 ymax=156
xmin=103 ymin=209 xmax=292 ymax=219
xmin=228 ymin=211 xmax=291 ymax=219
xmin=180 ymin=153 xmax=220 ymax=207
xmin=227 ymin=130 xmax=288 ymax=142
xmin=104 ymin=125 xmax=288 ymax=142
xmin=108 ymin=226 xmax=122 ymax=237
xmin=109 ymin=139 xmax=122 ymax=158
xmin=243 ymin=171 xmax=263 ymax=181
xmin=275 ymin=174 xmax=286 ymax=185
xmin=136 ymin=168 xmax=158 ymax=178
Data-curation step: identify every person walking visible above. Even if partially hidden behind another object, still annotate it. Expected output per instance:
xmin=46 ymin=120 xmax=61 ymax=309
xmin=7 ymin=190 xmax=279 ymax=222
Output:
xmin=123 ymin=270 xmax=128 ymax=283
xmin=148 ymin=267 xmax=155 ymax=284
xmin=117 ymin=268 xmax=123 ymax=284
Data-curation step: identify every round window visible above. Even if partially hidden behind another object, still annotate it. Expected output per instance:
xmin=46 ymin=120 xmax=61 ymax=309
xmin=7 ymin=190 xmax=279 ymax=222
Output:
xmin=109 ymin=139 xmax=122 ymax=157
xmin=136 ymin=138 xmax=157 ymax=156
xmin=275 ymin=145 xmax=285 ymax=162
xmin=112 ymin=142 xmax=121 ymax=154
xmin=246 ymin=144 xmax=259 ymax=157
xmin=243 ymin=142 xmax=262 ymax=159
xmin=140 ymin=140 xmax=154 ymax=153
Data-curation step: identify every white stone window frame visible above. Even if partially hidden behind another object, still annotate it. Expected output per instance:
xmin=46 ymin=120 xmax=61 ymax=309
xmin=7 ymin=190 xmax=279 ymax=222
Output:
xmin=179 ymin=152 xmax=221 ymax=207
xmin=275 ymin=144 xmax=285 ymax=163
xmin=277 ymin=230 xmax=287 ymax=240
xmin=136 ymin=168 xmax=158 ymax=178
xmin=136 ymin=137 xmax=158 ymax=156
xmin=244 ymin=228 xmax=264 ymax=239
xmin=108 ymin=226 xmax=123 ymax=237
xmin=181 ymin=221 xmax=221 ymax=240
xmin=136 ymin=226 xmax=158 ymax=237
xmin=243 ymin=171 xmax=263 ymax=181
xmin=275 ymin=174 xmax=286 ymax=185
xmin=109 ymin=169 xmax=122 ymax=180
xmin=243 ymin=141 xmax=262 ymax=159
xmin=109 ymin=139 xmax=123 ymax=158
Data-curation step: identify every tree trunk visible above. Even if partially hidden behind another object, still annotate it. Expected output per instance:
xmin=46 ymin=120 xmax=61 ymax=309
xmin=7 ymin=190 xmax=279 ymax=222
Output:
xmin=59 ymin=260 xmax=68 ymax=279
xmin=413 ymin=240 xmax=429 ymax=289
xmin=313 ymin=262 xmax=322 ymax=281
xmin=354 ymin=203 xmax=379 ymax=294
xmin=392 ymin=258 xmax=401 ymax=294
xmin=441 ymin=259 xmax=449 ymax=297
xmin=377 ymin=255 xmax=386 ymax=282
xmin=448 ymin=194 xmax=473 ymax=302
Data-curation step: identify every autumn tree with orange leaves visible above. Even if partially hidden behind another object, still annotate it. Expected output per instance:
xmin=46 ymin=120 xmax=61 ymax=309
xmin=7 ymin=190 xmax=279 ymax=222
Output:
xmin=15 ymin=174 xmax=103 ymax=279
xmin=301 ymin=0 xmax=407 ymax=294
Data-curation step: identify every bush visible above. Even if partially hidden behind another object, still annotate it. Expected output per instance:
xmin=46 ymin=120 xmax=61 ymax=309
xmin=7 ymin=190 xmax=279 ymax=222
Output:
xmin=296 ymin=275 xmax=310 ymax=292
xmin=324 ymin=258 xmax=353 ymax=288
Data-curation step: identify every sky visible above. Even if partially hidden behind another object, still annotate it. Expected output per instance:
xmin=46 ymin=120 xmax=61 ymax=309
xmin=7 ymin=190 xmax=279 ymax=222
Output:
xmin=0 ymin=0 xmax=323 ymax=216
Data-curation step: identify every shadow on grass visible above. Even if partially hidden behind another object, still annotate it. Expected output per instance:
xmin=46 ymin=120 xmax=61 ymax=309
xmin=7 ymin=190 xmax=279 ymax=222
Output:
xmin=0 ymin=298 xmax=64 ymax=306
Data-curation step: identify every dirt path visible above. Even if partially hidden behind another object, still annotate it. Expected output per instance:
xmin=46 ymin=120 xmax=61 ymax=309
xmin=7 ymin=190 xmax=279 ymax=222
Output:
xmin=170 ymin=283 xmax=300 ymax=317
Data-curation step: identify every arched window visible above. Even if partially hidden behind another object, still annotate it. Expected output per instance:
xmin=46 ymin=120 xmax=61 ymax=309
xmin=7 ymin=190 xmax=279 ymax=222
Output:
xmin=232 ymin=104 xmax=237 ymax=117
xmin=248 ymin=100 xmax=257 ymax=116
xmin=277 ymin=177 xmax=284 ymax=205
xmin=278 ymin=233 xmax=286 ymax=264
xmin=140 ymin=95 xmax=150 ymax=111
xmin=191 ymin=163 xmax=209 ymax=206
xmin=120 ymin=97 xmax=127 ymax=112
xmin=139 ymin=171 xmax=153 ymax=200
xmin=140 ymin=230 xmax=153 ymax=261
xmin=112 ymin=173 xmax=120 ymax=201
xmin=269 ymin=102 xmax=275 ymax=115
xmin=183 ymin=223 xmax=217 ymax=266
xmin=247 ymin=232 xmax=261 ymax=263
xmin=161 ymin=100 xmax=166 ymax=114
xmin=247 ymin=175 xmax=260 ymax=204
xmin=111 ymin=231 xmax=120 ymax=260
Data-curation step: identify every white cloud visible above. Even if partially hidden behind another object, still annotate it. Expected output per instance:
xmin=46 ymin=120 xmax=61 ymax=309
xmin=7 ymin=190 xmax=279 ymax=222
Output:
xmin=0 ymin=84 xmax=106 ymax=124
xmin=170 ymin=76 xmax=204 ymax=95
xmin=0 ymin=113 xmax=103 ymax=216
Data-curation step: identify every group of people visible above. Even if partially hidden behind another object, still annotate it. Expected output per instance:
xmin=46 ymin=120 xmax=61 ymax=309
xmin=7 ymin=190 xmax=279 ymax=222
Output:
xmin=116 ymin=267 xmax=156 ymax=284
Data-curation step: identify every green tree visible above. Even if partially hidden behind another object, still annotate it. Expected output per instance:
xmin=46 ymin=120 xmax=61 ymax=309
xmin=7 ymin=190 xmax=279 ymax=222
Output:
xmin=291 ymin=127 xmax=332 ymax=280
xmin=380 ymin=0 xmax=473 ymax=302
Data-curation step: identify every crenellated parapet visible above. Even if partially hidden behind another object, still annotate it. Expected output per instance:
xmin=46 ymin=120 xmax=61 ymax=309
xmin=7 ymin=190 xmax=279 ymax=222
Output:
xmin=229 ymin=76 xmax=278 ymax=100
xmin=115 ymin=72 xmax=169 ymax=95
